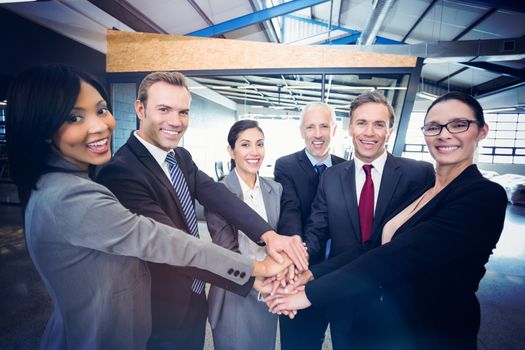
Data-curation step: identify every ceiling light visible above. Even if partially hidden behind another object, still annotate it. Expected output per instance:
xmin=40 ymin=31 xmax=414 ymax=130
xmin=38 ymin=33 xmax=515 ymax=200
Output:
xmin=416 ymin=92 xmax=438 ymax=101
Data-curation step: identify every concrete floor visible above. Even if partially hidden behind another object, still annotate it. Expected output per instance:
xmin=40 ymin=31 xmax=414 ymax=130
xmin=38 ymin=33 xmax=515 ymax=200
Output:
xmin=0 ymin=205 xmax=524 ymax=349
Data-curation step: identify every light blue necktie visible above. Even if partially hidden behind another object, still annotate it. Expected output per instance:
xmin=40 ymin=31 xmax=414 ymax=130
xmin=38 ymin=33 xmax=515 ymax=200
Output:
xmin=166 ymin=152 xmax=205 ymax=294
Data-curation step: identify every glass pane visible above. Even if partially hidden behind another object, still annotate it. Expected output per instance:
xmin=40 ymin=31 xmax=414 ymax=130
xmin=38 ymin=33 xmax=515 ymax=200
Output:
xmin=514 ymin=156 xmax=525 ymax=164
xmin=494 ymin=139 xmax=515 ymax=147
xmin=494 ymin=156 xmax=513 ymax=163
xmin=478 ymin=154 xmax=494 ymax=163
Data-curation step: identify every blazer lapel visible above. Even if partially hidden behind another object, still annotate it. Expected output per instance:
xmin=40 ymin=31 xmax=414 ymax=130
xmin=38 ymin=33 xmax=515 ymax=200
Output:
xmin=297 ymin=150 xmax=318 ymax=186
xmin=392 ymin=164 xmax=481 ymax=240
xmin=126 ymin=135 xmax=185 ymax=217
xmin=341 ymin=160 xmax=361 ymax=242
xmin=260 ymin=177 xmax=279 ymax=230
xmin=223 ymin=172 xmax=243 ymax=199
xmin=372 ymin=154 xmax=401 ymax=241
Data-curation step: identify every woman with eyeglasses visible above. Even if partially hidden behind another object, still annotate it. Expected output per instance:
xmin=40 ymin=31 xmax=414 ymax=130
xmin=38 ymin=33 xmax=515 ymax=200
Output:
xmin=268 ymin=92 xmax=507 ymax=349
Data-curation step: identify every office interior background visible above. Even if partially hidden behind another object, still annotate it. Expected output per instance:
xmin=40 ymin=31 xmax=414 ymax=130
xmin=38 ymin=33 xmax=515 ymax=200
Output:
xmin=0 ymin=0 xmax=524 ymax=349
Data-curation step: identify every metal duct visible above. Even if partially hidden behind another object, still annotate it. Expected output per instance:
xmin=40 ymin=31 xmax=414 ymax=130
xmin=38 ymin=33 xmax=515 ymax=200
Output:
xmin=357 ymin=0 xmax=396 ymax=45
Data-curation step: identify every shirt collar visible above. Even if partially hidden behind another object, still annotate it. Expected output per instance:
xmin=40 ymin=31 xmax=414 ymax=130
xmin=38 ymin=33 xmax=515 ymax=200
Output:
xmin=235 ymin=168 xmax=261 ymax=195
xmin=304 ymin=148 xmax=333 ymax=168
xmin=353 ymin=149 xmax=388 ymax=175
xmin=134 ymin=131 xmax=171 ymax=167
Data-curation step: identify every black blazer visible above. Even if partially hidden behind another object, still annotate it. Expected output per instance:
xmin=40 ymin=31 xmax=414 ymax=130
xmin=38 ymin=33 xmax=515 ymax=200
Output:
xmin=306 ymin=165 xmax=507 ymax=349
xmin=97 ymin=134 xmax=272 ymax=328
xmin=304 ymin=153 xmax=435 ymax=261
xmin=274 ymin=149 xmax=345 ymax=238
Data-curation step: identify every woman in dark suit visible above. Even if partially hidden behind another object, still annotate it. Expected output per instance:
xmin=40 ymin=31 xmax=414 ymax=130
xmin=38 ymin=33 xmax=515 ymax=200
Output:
xmin=6 ymin=65 xmax=290 ymax=349
xmin=269 ymin=92 xmax=507 ymax=349
xmin=206 ymin=120 xmax=281 ymax=350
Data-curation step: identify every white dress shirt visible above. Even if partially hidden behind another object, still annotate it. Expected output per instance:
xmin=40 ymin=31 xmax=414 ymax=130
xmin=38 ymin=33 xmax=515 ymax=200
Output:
xmin=304 ymin=149 xmax=333 ymax=168
xmin=353 ymin=150 xmax=388 ymax=214
xmin=134 ymin=131 xmax=173 ymax=183
xmin=235 ymin=169 xmax=268 ymax=262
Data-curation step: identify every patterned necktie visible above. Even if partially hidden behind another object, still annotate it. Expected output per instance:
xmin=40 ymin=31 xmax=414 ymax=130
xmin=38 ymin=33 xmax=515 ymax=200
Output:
xmin=314 ymin=163 xmax=327 ymax=176
xmin=165 ymin=152 xmax=205 ymax=294
xmin=359 ymin=164 xmax=375 ymax=244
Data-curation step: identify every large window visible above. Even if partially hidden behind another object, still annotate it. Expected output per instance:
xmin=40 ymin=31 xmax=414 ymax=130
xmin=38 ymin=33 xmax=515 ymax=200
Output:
xmin=402 ymin=111 xmax=525 ymax=165
xmin=109 ymin=68 xmax=417 ymax=178
xmin=479 ymin=113 xmax=525 ymax=165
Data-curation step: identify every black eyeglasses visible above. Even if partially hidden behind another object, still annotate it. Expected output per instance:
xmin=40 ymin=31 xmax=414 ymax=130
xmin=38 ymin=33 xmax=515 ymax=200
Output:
xmin=421 ymin=119 xmax=479 ymax=136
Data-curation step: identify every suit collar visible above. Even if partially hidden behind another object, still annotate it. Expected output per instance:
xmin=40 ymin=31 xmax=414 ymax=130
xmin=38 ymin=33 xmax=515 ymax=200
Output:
xmin=390 ymin=164 xmax=480 ymax=240
xmin=132 ymin=131 xmax=172 ymax=168
xmin=340 ymin=160 xmax=362 ymax=241
xmin=372 ymin=153 xmax=402 ymax=241
xmin=222 ymin=171 xmax=279 ymax=229
xmin=295 ymin=149 xmax=318 ymax=178
xmin=125 ymin=133 xmax=179 ymax=199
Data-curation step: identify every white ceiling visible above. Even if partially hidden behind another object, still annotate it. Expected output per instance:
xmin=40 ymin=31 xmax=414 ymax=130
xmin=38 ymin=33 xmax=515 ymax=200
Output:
xmin=1 ymin=0 xmax=524 ymax=110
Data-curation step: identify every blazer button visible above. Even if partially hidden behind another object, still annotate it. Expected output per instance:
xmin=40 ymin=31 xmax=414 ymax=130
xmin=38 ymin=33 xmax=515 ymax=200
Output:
xmin=239 ymin=272 xmax=246 ymax=278
xmin=234 ymin=270 xmax=240 ymax=277
xmin=227 ymin=268 xmax=234 ymax=275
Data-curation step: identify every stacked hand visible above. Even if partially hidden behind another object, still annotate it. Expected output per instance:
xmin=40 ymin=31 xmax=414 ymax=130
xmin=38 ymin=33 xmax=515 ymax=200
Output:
xmin=254 ymin=267 xmax=315 ymax=319
xmin=260 ymin=231 xmax=308 ymax=272
xmin=251 ymin=231 xmax=313 ymax=319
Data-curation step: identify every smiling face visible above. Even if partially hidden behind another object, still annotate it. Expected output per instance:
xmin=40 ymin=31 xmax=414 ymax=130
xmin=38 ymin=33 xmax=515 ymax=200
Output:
xmin=349 ymin=102 xmax=392 ymax=163
xmin=424 ymin=99 xmax=488 ymax=170
xmin=52 ymin=81 xmax=115 ymax=171
xmin=136 ymin=81 xmax=191 ymax=151
xmin=300 ymin=106 xmax=336 ymax=161
xmin=228 ymin=127 xmax=265 ymax=183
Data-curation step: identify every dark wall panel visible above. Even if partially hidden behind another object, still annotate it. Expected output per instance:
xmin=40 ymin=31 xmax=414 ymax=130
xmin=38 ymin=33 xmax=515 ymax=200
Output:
xmin=0 ymin=8 xmax=106 ymax=99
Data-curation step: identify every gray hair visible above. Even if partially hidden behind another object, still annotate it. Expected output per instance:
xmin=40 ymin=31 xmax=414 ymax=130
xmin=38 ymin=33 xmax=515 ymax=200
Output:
xmin=300 ymin=102 xmax=336 ymax=126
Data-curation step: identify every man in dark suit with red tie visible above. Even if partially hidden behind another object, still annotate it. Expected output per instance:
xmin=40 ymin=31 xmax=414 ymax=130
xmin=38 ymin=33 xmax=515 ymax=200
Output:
xmin=304 ymin=91 xmax=435 ymax=349
xmin=274 ymin=102 xmax=345 ymax=350
xmin=97 ymin=71 xmax=307 ymax=350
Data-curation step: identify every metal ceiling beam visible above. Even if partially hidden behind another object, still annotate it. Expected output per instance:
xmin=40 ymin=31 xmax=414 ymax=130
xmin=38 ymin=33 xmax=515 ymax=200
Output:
xmin=452 ymin=8 xmax=497 ymax=41
xmin=401 ymin=0 xmax=437 ymax=43
xmin=336 ymin=37 xmax=525 ymax=61
xmin=435 ymin=67 xmax=469 ymax=84
xmin=186 ymin=0 xmax=213 ymax=26
xmin=187 ymin=0 xmax=329 ymax=37
xmin=461 ymin=61 xmax=525 ymax=79
xmin=330 ymin=0 xmax=343 ymax=26
xmin=287 ymin=14 xmax=356 ymax=33
xmin=186 ymin=0 xmax=227 ymax=39
xmin=474 ymin=79 xmax=525 ymax=98
xmin=357 ymin=0 xmax=396 ymax=45
xmin=448 ymin=0 xmax=525 ymax=14
xmin=87 ymin=0 xmax=166 ymax=33
xmin=327 ymin=32 xmax=361 ymax=45
xmin=248 ymin=0 xmax=279 ymax=43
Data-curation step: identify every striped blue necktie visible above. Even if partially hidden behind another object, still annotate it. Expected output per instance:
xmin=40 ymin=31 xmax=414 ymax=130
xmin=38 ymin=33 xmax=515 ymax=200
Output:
xmin=166 ymin=152 xmax=205 ymax=294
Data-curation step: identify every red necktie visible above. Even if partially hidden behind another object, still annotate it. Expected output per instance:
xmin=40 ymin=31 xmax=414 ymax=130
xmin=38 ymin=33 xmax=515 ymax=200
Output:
xmin=359 ymin=164 xmax=374 ymax=243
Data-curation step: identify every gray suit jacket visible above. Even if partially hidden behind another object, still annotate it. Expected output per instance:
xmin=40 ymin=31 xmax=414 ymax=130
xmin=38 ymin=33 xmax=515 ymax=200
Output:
xmin=25 ymin=155 xmax=252 ymax=350
xmin=205 ymin=171 xmax=282 ymax=327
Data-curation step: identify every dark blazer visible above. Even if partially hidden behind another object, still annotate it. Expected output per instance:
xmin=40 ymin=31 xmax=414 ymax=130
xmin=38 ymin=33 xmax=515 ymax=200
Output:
xmin=306 ymin=165 xmax=507 ymax=349
xmin=96 ymin=134 xmax=273 ymax=331
xmin=304 ymin=153 xmax=435 ymax=261
xmin=274 ymin=149 xmax=345 ymax=238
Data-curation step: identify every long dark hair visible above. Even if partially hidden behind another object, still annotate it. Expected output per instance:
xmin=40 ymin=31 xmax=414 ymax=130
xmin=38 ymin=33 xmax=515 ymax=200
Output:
xmin=6 ymin=64 xmax=109 ymax=207
xmin=227 ymin=119 xmax=264 ymax=171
